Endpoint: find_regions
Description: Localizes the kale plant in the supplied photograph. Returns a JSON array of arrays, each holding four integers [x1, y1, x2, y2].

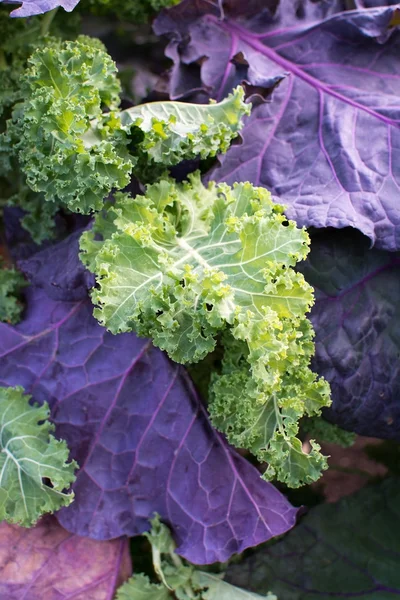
[[0, 0, 399, 597]]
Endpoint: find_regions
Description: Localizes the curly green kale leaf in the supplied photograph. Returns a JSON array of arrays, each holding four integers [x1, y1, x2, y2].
[[210, 331, 330, 488], [7, 31, 249, 214], [122, 87, 251, 180], [0, 262, 27, 324], [7, 35, 132, 214], [116, 515, 274, 600], [0, 386, 77, 526], [81, 173, 331, 486], [0, 13, 79, 240]]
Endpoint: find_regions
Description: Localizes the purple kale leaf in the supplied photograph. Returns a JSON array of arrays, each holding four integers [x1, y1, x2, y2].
[[0, 287, 297, 564], [0, 516, 131, 599], [299, 229, 400, 440], [155, 2, 400, 250], [19, 229, 94, 302], [226, 477, 400, 598], [3, 205, 90, 263], [1, 0, 79, 17]]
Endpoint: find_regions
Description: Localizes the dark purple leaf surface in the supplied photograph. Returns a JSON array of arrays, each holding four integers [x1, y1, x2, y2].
[[155, 2, 400, 250], [0, 287, 297, 564], [1, 0, 79, 17], [3, 206, 90, 263], [226, 477, 400, 599], [19, 230, 94, 302], [300, 229, 400, 440], [0, 516, 131, 600]]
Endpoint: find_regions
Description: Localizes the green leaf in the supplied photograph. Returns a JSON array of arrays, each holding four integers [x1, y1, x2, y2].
[[121, 87, 251, 179], [115, 574, 170, 600], [115, 515, 275, 600], [195, 572, 277, 600], [227, 478, 400, 600], [7, 34, 249, 215], [209, 330, 329, 488], [81, 172, 311, 354], [0, 386, 77, 527], [7, 36, 132, 214], [0, 263, 27, 324], [81, 173, 330, 486]]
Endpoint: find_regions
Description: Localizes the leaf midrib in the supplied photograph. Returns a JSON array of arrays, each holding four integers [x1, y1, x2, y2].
[[217, 16, 398, 128]]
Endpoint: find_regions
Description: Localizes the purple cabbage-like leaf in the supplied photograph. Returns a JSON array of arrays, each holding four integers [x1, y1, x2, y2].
[[2, 206, 90, 262], [0, 516, 131, 599], [226, 477, 400, 598], [155, 2, 400, 250], [19, 229, 94, 302], [0, 287, 297, 564], [299, 229, 400, 440], [1, 0, 79, 18]]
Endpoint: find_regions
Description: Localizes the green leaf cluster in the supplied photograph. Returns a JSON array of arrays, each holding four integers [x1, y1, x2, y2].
[[0, 10, 80, 242], [81, 173, 331, 486], [0, 386, 77, 527], [5, 35, 132, 214], [116, 515, 275, 599], [5, 34, 249, 216], [0, 261, 27, 324]]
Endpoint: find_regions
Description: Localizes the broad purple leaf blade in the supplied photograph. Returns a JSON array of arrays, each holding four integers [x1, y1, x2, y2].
[[0, 516, 131, 600], [226, 477, 400, 599], [19, 229, 94, 302], [155, 3, 400, 250], [1, 0, 79, 17], [0, 288, 297, 564], [299, 229, 400, 440]]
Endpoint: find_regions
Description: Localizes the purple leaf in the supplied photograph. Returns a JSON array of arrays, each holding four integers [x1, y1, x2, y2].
[[1, 0, 79, 18], [0, 288, 297, 564], [19, 229, 94, 302], [3, 206, 90, 263], [299, 229, 400, 440], [155, 2, 400, 250], [0, 516, 131, 599]]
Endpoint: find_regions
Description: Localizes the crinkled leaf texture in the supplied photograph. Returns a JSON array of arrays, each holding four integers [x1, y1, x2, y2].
[[0, 263, 27, 324], [9, 32, 249, 214], [0, 0, 79, 17], [0, 386, 77, 527], [227, 477, 400, 599], [0, 516, 131, 599], [299, 229, 400, 441], [81, 173, 331, 487], [0, 286, 298, 564], [155, 2, 400, 250], [116, 574, 170, 600], [7, 36, 132, 214]]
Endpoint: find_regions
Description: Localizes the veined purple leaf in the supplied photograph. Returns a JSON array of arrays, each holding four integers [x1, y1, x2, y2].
[[1, 0, 79, 17], [155, 2, 400, 250], [0, 516, 131, 599], [0, 288, 297, 564], [19, 229, 94, 302], [299, 229, 400, 440]]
